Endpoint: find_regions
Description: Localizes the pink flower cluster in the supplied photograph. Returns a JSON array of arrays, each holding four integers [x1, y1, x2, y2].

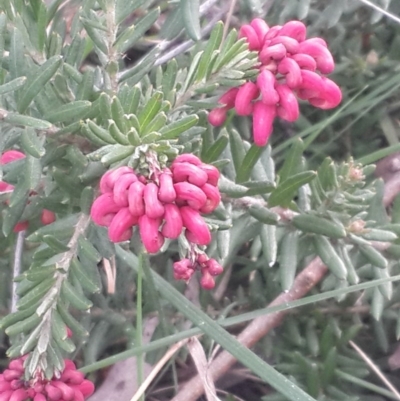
[[90, 154, 221, 253], [0, 356, 94, 401], [0, 151, 56, 232], [208, 19, 342, 146], [173, 253, 223, 290]]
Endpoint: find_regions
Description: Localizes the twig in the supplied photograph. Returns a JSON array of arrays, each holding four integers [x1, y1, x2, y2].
[[171, 257, 328, 401], [11, 230, 25, 313], [349, 341, 400, 400], [357, 0, 400, 25], [130, 338, 191, 401], [222, 0, 238, 42]]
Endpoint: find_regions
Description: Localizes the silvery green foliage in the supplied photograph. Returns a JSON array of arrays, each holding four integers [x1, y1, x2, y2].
[[0, 1, 399, 400]]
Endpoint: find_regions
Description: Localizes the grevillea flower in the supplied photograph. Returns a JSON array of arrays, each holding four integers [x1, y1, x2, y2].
[[208, 19, 342, 146], [90, 155, 224, 289], [0, 356, 94, 401], [0, 150, 56, 232]]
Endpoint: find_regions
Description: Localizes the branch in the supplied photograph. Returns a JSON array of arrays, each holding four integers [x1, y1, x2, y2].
[[27, 213, 91, 376], [171, 257, 328, 401]]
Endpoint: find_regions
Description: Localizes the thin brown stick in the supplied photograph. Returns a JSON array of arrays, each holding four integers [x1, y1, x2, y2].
[[171, 257, 328, 401], [350, 341, 400, 400]]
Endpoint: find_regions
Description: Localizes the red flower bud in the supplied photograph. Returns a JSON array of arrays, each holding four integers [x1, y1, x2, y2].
[[138, 215, 164, 253], [264, 25, 282, 40], [207, 259, 224, 276], [270, 35, 299, 54], [3, 370, 20, 382], [45, 383, 63, 400], [257, 69, 279, 106], [199, 164, 220, 187], [259, 43, 287, 64], [158, 171, 176, 203], [298, 39, 334, 74], [13, 221, 29, 232], [252, 101, 276, 147], [8, 388, 29, 401], [218, 87, 239, 108], [41, 209, 56, 225], [278, 57, 302, 88], [0, 390, 13, 401], [0, 151, 25, 165], [297, 70, 325, 100], [276, 84, 299, 122], [60, 370, 84, 385], [180, 206, 211, 245], [173, 259, 195, 281], [199, 183, 221, 214], [51, 381, 75, 400], [99, 167, 134, 194], [161, 204, 183, 239], [113, 173, 137, 207], [239, 24, 261, 51], [108, 208, 137, 243], [208, 107, 228, 127], [291, 54, 317, 71], [128, 181, 146, 216], [235, 82, 259, 116], [174, 182, 207, 210], [173, 154, 202, 166], [144, 183, 165, 219], [278, 21, 306, 42], [77, 380, 95, 397], [33, 394, 46, 401], [200, 270, 215, 290], [7, 361, 23, 374], [250, 18, 269, 44], [172, 162, 208, 187], [90, 193, 120, 226], [308, 77, 342, 110]]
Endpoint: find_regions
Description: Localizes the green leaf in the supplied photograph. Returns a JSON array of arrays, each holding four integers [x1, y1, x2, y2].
[[42, 235, 70, 252], [159, 115, 199, 140], [57, 303, 89, 340], [313, 236, 347, 280], [70, 258, 100, 294], [119, 46, 159, 83], [17, 277, 56, 310], [292, 214, 346, 239], [0, 76, 26, 94], [4, 113, 53, 130], [182, 51, 203, 93], [81, 18, 108, 54], [86, 120, 116, 144], [278, 138, 304, 182], [229, 129, 246, 174], [280, 231, 299, 291], [61, 280, 93, 310], [260, 224, 277, 266], [20, 128, 46, 158], [181, 0, 201, 41], [111, 96, 128, 134], [138, 91, 163, 131], [43, 101, 91, 124], [268, 171, 316, 208], [18, 55, 63, 113], [116, 8, 160, 53], [236, 144, 265, 184], [202, 132, 229, 163], [5, 314, 41, 337], [248, 205, 279, 225], [196, 21, 224, 81]]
